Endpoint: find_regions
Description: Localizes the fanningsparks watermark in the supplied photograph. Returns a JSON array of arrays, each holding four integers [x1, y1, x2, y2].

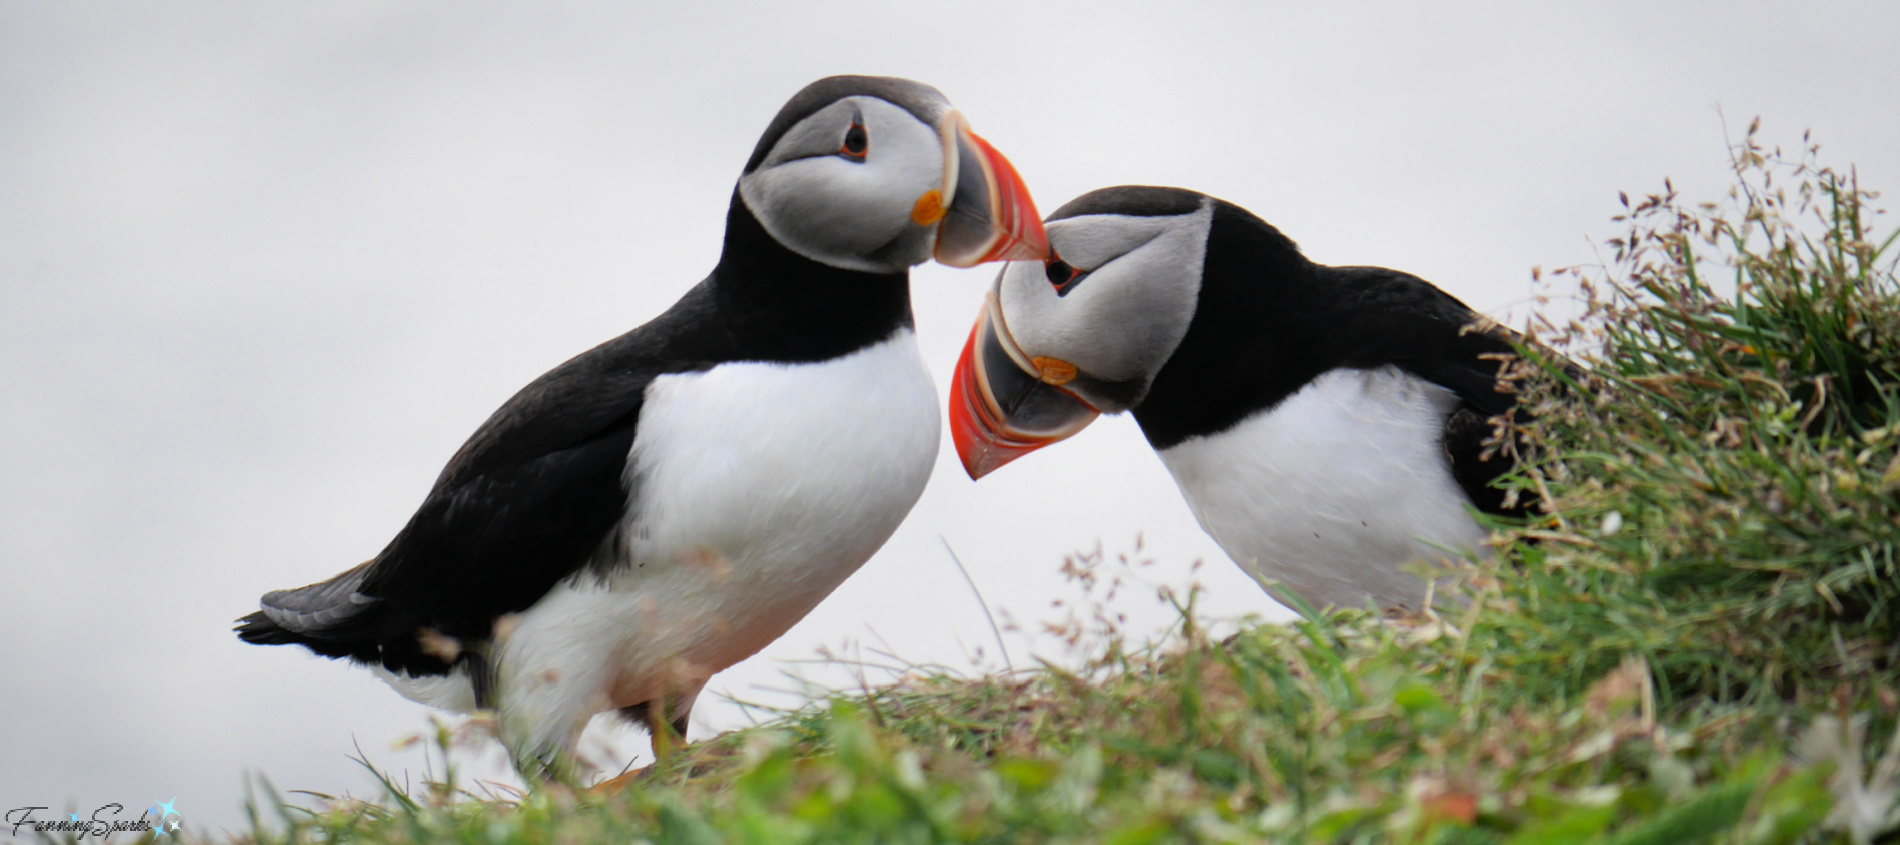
[[5, 797, 182, 840]]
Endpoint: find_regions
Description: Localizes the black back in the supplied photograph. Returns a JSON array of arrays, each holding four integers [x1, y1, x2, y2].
[[1129, 199, 1525, 515], [236, 189, 913, 678]]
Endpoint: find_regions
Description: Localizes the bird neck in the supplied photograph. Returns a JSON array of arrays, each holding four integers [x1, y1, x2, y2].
[[710, 188, 915, 363], [1132, 202, 1335, 450]]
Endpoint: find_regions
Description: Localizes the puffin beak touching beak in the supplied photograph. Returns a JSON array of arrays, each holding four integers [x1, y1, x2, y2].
[[950, 292, 1101, 479], [929, 112, 1050, 268]]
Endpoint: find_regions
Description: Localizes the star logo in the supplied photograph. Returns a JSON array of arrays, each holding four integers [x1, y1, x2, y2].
[[149, 797, 181, 836], [69, 813, 80, 823]]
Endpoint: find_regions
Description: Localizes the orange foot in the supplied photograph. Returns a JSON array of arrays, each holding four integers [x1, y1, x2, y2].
[[592, 765, 652, 794]]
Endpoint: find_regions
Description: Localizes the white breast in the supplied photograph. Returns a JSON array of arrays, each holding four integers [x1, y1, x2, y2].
[[384, 330, 941, 755], [1156, 365, 1485, 612], [608, 326, 942, 672]]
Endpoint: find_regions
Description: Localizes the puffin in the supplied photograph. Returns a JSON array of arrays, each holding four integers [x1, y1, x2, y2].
[[236, 75, 1048, 780], [949, 185, 1533, 613]]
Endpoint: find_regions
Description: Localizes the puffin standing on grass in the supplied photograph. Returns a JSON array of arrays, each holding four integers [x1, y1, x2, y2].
[[950, 186, 1532, 613], [236, 76, 1048, 780]]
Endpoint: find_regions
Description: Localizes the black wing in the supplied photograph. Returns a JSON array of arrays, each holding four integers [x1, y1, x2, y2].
[[1327, 266, 1531, 516], [237, 281, 729, 676]]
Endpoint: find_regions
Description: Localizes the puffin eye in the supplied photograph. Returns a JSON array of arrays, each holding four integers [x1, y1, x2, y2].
[[840, 122, 868, 160], [1045, 256, 1089, 297], [1045, 259, 1074, 286]]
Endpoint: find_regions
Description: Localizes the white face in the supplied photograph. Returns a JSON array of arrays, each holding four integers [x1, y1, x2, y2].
[[738, 96, 948, 274], [991, 199, 1214, 411]]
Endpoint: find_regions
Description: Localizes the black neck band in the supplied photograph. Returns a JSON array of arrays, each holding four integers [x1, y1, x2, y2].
[[711, 189, 914, 363]]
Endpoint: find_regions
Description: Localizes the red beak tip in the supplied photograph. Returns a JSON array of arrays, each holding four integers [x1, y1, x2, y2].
[[959, 450, 1001, 480], [951, 425, 1003, 480], [952, 434, 1032, 481]]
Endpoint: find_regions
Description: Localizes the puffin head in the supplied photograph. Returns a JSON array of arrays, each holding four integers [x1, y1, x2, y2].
[[738, 76, 1049, 274], [950, 186, 1218, 478]]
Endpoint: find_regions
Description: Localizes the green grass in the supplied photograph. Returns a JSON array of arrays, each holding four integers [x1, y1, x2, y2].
[[232, 125, 1900, 844]]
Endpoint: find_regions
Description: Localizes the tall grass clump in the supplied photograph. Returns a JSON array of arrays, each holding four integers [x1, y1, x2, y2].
[[1486, 121, 1900, 712], [237, 127, 1900, 844]]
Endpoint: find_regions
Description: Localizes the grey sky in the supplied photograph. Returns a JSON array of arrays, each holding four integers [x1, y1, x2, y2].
[[4, 0, 1897, 834]]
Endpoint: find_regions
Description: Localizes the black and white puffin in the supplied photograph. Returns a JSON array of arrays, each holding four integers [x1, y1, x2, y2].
[[949, 186, 1529, 613], [237, 76, 1048, 779]]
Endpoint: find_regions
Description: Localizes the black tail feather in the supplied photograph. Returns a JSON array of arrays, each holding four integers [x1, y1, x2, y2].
[[235, 561, 386, 664]]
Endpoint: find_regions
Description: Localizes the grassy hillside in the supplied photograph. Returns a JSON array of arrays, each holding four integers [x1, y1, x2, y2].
[[241, 127, 1900, 845]]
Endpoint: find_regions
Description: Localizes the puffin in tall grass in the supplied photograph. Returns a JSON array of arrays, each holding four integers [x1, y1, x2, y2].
[[236, 76, 1048, 780], [950, 186, 1531, 613]]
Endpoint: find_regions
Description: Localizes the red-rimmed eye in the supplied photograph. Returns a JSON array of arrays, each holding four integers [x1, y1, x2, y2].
[[1045, 256, 1089, 297], [840, 122, 868, 160], [1045, 258, 1078, 286]]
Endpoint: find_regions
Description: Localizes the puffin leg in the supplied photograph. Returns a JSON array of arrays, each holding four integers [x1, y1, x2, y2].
[[594, 691, 698, 793], [510, 743, 581, 785], [646, 698, 688, 764]]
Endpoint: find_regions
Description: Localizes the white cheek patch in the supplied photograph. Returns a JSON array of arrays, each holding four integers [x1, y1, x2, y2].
[[739, 97, 944, 272], [996, 203, 1212, 383]]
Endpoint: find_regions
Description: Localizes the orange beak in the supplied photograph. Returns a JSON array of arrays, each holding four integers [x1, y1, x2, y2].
[[932, 112, 1050, 268], [950, 293, 1100, 478]]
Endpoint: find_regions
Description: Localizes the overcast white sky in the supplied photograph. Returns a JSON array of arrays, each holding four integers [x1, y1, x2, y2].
[[4, 0, 1897, 835]]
